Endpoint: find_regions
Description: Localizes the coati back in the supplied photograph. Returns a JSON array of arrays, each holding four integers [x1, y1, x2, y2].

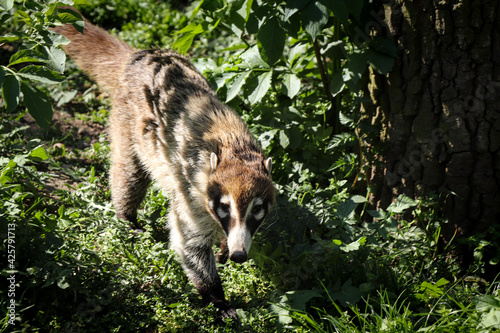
[[53, 11, 275, 319]]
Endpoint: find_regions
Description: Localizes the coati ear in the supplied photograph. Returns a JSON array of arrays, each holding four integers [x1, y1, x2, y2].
[[210, 152, 218, 173], [265, 157, 272, 175]]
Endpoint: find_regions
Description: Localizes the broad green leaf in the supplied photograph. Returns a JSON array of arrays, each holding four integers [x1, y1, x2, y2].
[[288, 42, 307, 66], [279, 130, 290, 148], [368, 209, 387, 220], [286, 0, 312, 15], [336, 199, 358, 222], [0, 0, 13, 10], [213, 72, 237, 91], [283, 73, 301, 99], [29, 146, 49, 161], [174, 22, 204, 35], [226, 71, 250, 102], [240, 45, 269, 68], [258, 129, 278, 149], [0, 67, 4, 86], [320, 0, 349, 26], [43, 46, 66, 73], [331, 279, 362, 307], [235, 0, 254, 22], [286, 290, 322, 311], [340, 237, 366, 252], [475, 295, 500, 312], [172, 33, 195, 54], [8, 49, 45, 67], [351, 194, 367, 203], [301, 1, 329, 40], [329, 69, 344, 97], [57, 8, 84, 33], [18, 65, 65, 84], [343, 52, 367, 91], [257, 17, 286, 65], [2, 74, 20, 113], [20, 82, 53, 130], [247, 70, 272, 104], [388, 194, 417, 214], [0, 33, 22, 43], [322, 40, 347, 60]]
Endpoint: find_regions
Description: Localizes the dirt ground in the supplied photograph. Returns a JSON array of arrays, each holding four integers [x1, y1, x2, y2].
[[19, 107, 108, 193]]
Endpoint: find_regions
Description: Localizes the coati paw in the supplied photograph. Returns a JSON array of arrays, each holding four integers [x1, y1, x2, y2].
[[213, 300, 238, 321], [218, 306, 238, 320]]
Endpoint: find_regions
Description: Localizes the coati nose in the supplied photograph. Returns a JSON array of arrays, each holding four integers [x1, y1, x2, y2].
[[230, 251, 247, 263]]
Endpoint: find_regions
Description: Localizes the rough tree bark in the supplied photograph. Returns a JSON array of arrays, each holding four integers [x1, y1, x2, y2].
[[360, 0, 500, 241]]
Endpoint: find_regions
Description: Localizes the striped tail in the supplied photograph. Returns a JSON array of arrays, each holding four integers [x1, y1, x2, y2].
[[52, 13, 135, 95]]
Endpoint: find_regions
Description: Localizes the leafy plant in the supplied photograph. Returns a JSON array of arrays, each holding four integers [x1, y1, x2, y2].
[[0, 0, 85, 129]]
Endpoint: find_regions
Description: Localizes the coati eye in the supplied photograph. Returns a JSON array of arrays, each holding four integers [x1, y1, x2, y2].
[[220, 202, 230, 212], [217, 202, 230, 219], [251, 204, 265, 220]]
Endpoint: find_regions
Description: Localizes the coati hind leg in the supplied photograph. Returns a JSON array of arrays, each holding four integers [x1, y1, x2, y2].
[[169, 209, 237, 319], [110, 141, 151, 229]]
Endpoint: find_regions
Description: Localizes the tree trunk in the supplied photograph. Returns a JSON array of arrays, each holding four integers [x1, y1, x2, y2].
[[361, 0, 500, 240]]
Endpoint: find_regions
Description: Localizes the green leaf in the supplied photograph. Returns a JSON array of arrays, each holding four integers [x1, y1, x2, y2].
[[279, 130, 290, 148], [258, 129, 278, 149], [475, 295, 500, 312], [225, 71, 251, 102], [343, 52, 367, 91], [43, 46, 66, 73], [0, 67, 4, 87], [331, 279, 362, 307], [286, 290, 322, 311], [283, 73, 301, 99], [340, 237, 366, 252], [29, 146, 49, 161], [234, 0, 254, 24], [322, 40, 347, 60], [2, 74, 20, 113], [172, 33, 195, 54], [351, 195, 367, 203], [20, 82, 53, 130], [336, 199, 358, 222], [329, 69, 344, 97], [57, 8, 84, 33], [18, 65, 65, 84], [302, 1, 329, 40], [320, 0, 349, 26], [240, 46, 269, 68], [8, 49, 45, 67], [247, 70, 272, 105], [257, 17, 286, 65], [0, 0, 13, 10], [0, 33, 22, 43], [387, 194, 417, 214], [174, 22, 204, 35]]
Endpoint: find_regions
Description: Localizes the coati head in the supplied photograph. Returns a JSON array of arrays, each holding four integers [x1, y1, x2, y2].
[[207, 152, 275, 263]]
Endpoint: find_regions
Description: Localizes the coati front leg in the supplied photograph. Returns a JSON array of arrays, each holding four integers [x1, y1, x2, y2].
[[170, 210, 237, 319]]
